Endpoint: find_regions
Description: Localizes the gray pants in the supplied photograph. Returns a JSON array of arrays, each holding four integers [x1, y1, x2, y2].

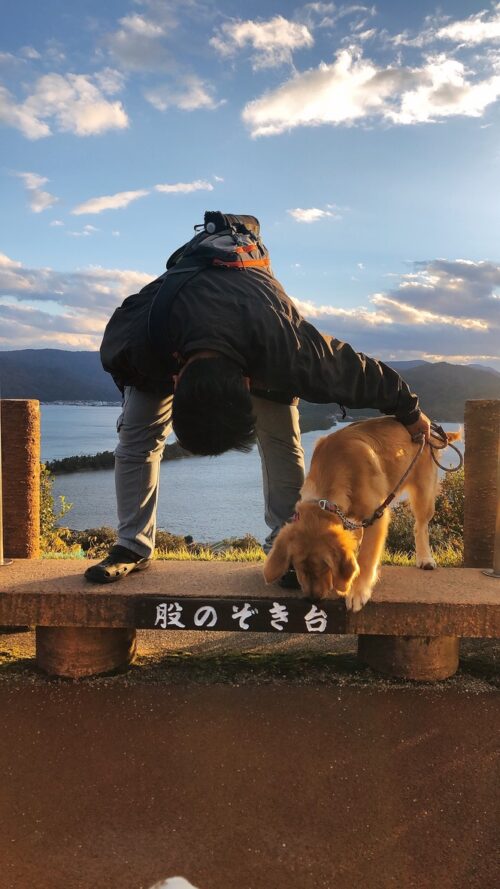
[[115, 387, 305, 558]]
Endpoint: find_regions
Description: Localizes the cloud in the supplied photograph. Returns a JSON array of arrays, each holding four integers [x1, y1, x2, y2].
[[301, 2, 337, 29], [0, 253, 22, 269], [292, 297, 393, 326], [107, 10, 171, 71], [0, 252, 152, 349], [72, 175, 217, 214], [210, 15, 314, 69], [242, 47, 500, 135], [288, 207, 335, 223], [370, 293, 488, 330], [387, 55, 500, 125], [436, 4, 500, 46], [0, 72, 129, 139], [0, 252, 498, 366], [72, 189, 150, 215], [374, 259, 500, 323], [145, 75, 222, 111], [68, 224, 100, 237], [120, 14, 165, 38], [20, 45, 41, 60], [14, 171, 59, 213], [385, 4, 500, 50], [0, 52, 17, 65], [301, 3, 377, 33], [0, 85, 50, 138], [94, 67, 126, 95], [290, 258, 500, 369], [154, 179, 214, 194]]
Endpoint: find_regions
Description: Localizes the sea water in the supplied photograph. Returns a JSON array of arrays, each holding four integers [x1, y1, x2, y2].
[[42, 405, 462, 543]]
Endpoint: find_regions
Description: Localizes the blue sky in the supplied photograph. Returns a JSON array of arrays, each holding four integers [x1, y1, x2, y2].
[[1, 0, 499, 369]]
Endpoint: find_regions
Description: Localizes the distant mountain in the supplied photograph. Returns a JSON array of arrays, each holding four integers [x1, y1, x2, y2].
[[0, 350, 498, 422], [386, 360, 430, 371], [0, 350, 118, 402], [393, 361, 500, 422], [468, 363, 500, 376]]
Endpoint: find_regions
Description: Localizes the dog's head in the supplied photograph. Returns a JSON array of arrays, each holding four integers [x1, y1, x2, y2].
[[263, 505, 361, 600]]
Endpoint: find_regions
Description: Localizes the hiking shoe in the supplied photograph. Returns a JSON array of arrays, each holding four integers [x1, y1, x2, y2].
[[84, 545, 151, 584], [278, 567, 301, 590]]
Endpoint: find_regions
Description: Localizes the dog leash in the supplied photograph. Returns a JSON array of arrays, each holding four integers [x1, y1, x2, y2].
[[427, 422, 463, 473], [296, 421, 463, 531]]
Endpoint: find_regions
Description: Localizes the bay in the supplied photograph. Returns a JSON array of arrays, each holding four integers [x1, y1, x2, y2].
[[42, 405, 462, 543]]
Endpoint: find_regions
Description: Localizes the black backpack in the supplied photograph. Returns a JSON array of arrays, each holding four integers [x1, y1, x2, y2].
[[148, 211, 272, 352], [165, 210, 270, 271]]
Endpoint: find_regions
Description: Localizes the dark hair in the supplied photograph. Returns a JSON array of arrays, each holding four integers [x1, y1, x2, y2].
[[172, 357, 256, 456]]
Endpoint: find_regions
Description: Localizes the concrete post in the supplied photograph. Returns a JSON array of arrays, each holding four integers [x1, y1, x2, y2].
[[464, 400, 500, 569], [358, 635, 459, 681], [36, 627, 137, 678], [1, 399, 40, 559], [0, 399, 40, 559]]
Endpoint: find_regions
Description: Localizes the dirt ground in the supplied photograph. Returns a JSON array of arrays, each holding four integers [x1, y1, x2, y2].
[[0, 631, 498, 889]]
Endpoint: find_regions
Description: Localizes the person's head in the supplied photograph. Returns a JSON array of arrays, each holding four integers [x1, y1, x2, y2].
[[172, 356, 256, 455]]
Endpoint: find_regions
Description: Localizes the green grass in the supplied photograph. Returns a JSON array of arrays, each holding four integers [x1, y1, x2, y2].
[[42, 543, 462, 566], [381, 545, 463, 568], [43, 549, 86, 560], [154, 546, 266, 562]]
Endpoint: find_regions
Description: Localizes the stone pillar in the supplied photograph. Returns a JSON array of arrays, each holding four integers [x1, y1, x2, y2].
[[358, 635, 460, 681], [464, 400, 500, 568], [1, 399, 40, 559], [36, 627, 137, 678]]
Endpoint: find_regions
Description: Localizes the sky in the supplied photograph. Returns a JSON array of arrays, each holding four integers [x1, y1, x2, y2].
[[1, 0, 499, 370]]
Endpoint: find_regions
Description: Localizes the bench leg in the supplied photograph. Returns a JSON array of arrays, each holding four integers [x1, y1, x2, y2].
[[36, 627, 137, 678], [357, 634, 460, 681]]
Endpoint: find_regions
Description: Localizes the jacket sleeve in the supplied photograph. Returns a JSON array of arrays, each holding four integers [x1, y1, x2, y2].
[[304, 332, 421, 425]]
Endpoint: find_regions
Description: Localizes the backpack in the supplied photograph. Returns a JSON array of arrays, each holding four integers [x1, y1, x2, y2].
[[147, 211, 272, 352], [165, 211, 270, 271]]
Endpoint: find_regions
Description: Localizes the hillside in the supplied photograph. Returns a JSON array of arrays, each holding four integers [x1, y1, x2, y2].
[[388, 362, 500, 422], [0, 349, 498, 422], [0, 350, 118, 402]]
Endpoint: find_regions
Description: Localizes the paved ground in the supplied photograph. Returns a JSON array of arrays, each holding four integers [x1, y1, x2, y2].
[[0, 631, 498, 889]]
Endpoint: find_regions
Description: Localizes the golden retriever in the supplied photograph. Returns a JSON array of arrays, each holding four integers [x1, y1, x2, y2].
[[263, 417, 461, 612]]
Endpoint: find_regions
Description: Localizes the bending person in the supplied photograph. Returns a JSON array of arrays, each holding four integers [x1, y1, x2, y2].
[[85, 212, 429, 584]]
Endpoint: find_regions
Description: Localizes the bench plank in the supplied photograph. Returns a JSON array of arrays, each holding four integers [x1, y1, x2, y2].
[[0, 560, 498, 637]]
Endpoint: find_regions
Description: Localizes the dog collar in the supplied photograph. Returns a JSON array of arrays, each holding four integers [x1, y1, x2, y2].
[[292, 498, 381, 531]]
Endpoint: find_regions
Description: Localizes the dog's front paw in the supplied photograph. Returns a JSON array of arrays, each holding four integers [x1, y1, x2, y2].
[[416, 556, 437, 570], [346, 587, 372, 612]]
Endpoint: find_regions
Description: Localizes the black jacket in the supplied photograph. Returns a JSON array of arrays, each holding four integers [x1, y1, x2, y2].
[[100, 265, 420, 424]]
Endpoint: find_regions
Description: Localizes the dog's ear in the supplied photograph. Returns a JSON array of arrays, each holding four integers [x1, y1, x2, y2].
[[263, 526, 294, 584]]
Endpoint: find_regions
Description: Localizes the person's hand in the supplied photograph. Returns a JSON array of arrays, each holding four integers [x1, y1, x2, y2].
[[406, 412, 431, 442]]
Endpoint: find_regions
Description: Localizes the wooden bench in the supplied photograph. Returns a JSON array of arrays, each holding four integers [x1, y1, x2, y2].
[[0, 559, 498, 680]]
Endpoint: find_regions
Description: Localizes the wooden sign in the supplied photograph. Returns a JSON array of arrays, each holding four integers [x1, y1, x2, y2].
[[135, 596, 348, 634]]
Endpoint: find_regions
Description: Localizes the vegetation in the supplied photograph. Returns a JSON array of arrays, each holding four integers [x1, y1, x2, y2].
[[39, 463, 80, 554], [46, 440, 192, 474], [40, 462, 465, 566], [385, 468, 464, 565]]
